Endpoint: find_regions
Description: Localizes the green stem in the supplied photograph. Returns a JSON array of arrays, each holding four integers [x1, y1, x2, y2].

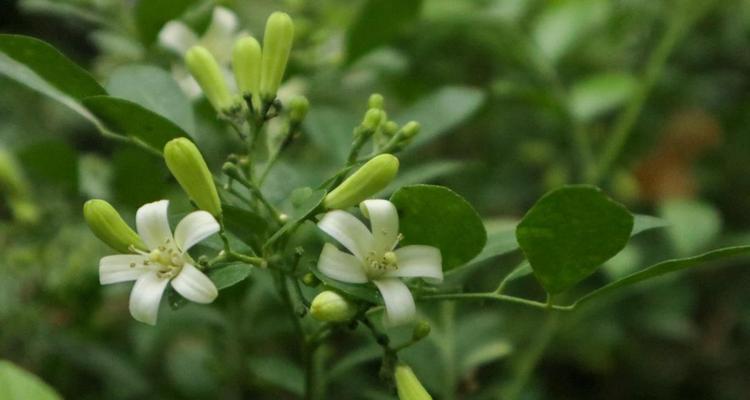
[[419, 292, 573, 311]]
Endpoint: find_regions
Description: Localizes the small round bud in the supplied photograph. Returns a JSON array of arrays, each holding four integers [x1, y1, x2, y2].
[[84, 199, 146, 253], [260, 12, 295, 100], [289, 95, 309, 123], [310, 291, 358, 322], [185, 46, 235, 113], [411, 320, 431, 341], [394, 363, 433, 400], [232, 36, 262, 97], [362, 109, 384, 131], [368, 93, 384, 110], [401, 121, 421, 139], [164, 138, 222, 217], [383, 121, 399, 136], [302, 273, 320, 287], [323, 154, 399, 210]]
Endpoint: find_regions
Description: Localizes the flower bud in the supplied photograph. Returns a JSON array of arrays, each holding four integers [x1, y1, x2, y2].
[[310, 290, 358, 322], [362, 109, 385, 131], [232, 36, 262, 97], [368, 93, 384, 110], [411, 320, 431, 341], [401, 121, 421, 139], [289, 95, 309, 124], [302, 272, 320, 287], [163, 138, 222, 217], [323, 154, 399, 210], [395, 363, 432, 400], [185, 46, 235, 113], [84, 199, 145, 253], [383, 121, 399, 137], [260, 12, 294, 101]]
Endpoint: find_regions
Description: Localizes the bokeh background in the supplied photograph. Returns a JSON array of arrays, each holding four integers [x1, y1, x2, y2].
[[2, 0, 750, 399]]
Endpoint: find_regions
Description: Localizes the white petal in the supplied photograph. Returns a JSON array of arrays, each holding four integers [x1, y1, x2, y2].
[[360, 199, 399, 255], [373, 278, 416, 327], [136, 200, 173, 249], [99, 255, 150, 285], [317, 243, 368, 284], [318, 210, 374, 261], [200, 7, 239, 63], [174, 211, 220, 251], [129, 271, 169, 325], [158, 21, 199, 55], [387, 245, 443, 283], [171, 263, 218, 304]]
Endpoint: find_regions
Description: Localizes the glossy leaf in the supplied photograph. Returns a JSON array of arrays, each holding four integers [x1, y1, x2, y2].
[[0, 361, 62, 400], [346, 0, 422, 64], [516, 185, 633, 294], [310, 266, 382, 304], [82, 95, 190, 151], [209, 264, 253, 290], [391, 184, 486, 270]]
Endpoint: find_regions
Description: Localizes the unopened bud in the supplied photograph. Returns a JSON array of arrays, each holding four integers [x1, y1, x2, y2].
[[84, 199, 146, 253], [310, 290, 358, 322], [411, 320, 431, 341], [395, 363, 432, 400], [383, 121, 399, 136], [232, 36, 262, 96], [260, 12, 294, 100], [401, 121, 421, 139], [362, 109, 384, 131], [186, 46, 236, 113], [163, 138, 222, 217], [289, 95, 309, 123], [368, 93, 384, 110], [302, 273, 320, 287], [323, 154, 399, 210]]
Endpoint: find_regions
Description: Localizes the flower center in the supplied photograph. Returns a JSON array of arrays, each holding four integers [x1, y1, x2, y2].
[[364, 251, 398, 279], [130, 238, 185, 279]]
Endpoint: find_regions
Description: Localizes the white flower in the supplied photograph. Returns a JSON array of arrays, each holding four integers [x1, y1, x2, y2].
[[158, 7, 245, 98], [99, 200, 220, 325], [317, 199, 443, 326]]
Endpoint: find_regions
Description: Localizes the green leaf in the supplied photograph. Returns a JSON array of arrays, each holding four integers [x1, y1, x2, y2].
[[574, 245, 750, 307], [532, 0, 609, 63], [17, 139, 78, 193], [379, 160, 466, 197], [570, 73, 637, 121], [0, 35, 105, 100], [265, 189, 327, 248], [222, 205, 269, 251], [660, 199, 721, 256], [391, 184, 486, 270], [0, 361, 62, 400], [311, 266, 382, 304], [632, 214, 668, 236], [346, 0, 422, 64], [106, 65, 195, 134], [82, 95, 190, 151], [516, 185, 633, 294], [209, 264, 253, 290], [111, 147, 167, 208], [247, 356, 304, 396], [303, 106, 357, 163], [464, 224, 519, 268], [397, 86, 485, 150], [134, 0, 199, 46]]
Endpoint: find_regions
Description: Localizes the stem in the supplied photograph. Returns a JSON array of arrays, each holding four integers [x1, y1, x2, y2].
[[419, 292, 573, 311], [592, 1, 715, 183]]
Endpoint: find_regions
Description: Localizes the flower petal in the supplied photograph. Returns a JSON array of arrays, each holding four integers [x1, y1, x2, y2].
[[318, 210, 373, 261], [360, 199, 399, 255], [99, 255, 150, 285], [136, 200, 173, 250], [373, 278, 416, 327], [387, 245, 443, 283], [174, 211, 220, 252], [171, 263, 218, 304], [129, 271, 169, 325], [158, 21, 199, 55], [317, 243, 368, 284]]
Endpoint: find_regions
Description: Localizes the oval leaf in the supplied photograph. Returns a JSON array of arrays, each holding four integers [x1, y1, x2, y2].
[[209, 264, 253, 290], [516, 185, 633, 294], [391, 184, 486, 270]]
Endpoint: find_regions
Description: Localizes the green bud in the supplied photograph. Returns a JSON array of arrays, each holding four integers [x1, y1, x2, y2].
[[302, 273, 320, 287], [289, 95, 309, 123], [323, 154, 399, 210], [411, 320, 431, 341], [362, 109, 385, 131], [395, 363, 432, 400], [310, 290, 358, 322], [260, 12, 295, 101], [383, 121, 399, 137], [232, 36, 262, 97], [402, 121, 421, 139], [163, 138, 222, 217], [186, 46, 235, 113], [84, 199, 146, 253], [368, 93, 384, 110]]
